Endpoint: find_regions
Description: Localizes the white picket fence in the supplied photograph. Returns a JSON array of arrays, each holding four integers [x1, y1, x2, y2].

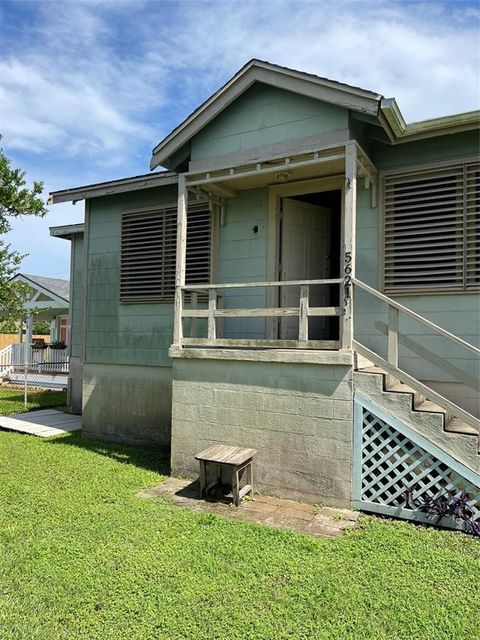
[[0, 344, 69, 375]]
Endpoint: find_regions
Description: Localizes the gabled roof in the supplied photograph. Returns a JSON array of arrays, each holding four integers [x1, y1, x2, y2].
[[150, 59, 383, 170], [150, 59, 480, 169], [14, 273, 70, 304]]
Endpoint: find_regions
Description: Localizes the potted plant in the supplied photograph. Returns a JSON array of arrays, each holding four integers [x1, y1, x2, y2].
[[49, 340, 67, 350], [31, 338, 48, 350]]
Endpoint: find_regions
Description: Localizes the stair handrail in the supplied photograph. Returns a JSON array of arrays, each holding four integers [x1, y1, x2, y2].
[[352, 278, 480, 358], [352, 278, 480, 432]]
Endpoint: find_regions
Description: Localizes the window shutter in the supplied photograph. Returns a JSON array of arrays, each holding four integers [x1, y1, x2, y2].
[[120, 204, 211, 302], [185, 204, 211, 287], [466, 162, 480, 289], [383, 161, 479, 293]]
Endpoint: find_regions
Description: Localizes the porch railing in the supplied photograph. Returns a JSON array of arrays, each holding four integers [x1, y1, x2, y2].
[[0, 343, 69, 374], [352, 278, 480, 431], [178, 278, 344, 349]]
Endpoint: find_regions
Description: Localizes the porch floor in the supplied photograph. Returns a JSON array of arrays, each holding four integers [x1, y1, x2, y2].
[[138, 477, 359, 538], [0, 409, 81, 437]]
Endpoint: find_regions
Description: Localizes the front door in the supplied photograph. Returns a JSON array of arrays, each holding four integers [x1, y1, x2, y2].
[[280, 198, 331, 339], [58, 317, 68, 344]]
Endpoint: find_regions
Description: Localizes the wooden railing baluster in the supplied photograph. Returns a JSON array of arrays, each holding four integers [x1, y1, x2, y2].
[[299, 285, 309, 341], [208, 289, 217, 340], [387, 306, 399, 368], [190, 291, 198, 338]]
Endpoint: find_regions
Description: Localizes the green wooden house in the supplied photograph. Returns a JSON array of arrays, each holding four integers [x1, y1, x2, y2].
[[49, 60, 480, 523]]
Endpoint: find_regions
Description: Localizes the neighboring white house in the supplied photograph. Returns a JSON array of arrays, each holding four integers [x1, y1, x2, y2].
[[10, 273, 70, 345]]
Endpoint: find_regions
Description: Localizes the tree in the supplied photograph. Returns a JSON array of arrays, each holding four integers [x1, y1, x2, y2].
[[0, 136, 48, 321], [0, 318, 51, 335]]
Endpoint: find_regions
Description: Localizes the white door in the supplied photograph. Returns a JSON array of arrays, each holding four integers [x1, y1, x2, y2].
[[280, 198, 331, 339]]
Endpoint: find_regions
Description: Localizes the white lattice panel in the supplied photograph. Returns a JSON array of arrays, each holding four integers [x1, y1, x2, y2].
[[354, 394, 480, 530]]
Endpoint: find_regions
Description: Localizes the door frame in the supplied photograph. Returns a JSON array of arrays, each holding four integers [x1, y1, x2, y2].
[[266, 175, 345, 339]]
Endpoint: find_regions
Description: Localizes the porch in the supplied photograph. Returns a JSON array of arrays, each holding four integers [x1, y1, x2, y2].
[[171, 140, 376, 357]]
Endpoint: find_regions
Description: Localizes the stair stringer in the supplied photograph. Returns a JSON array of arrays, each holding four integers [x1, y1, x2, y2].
[[354, 371, 480, 475], [353, 392, 480, 532]]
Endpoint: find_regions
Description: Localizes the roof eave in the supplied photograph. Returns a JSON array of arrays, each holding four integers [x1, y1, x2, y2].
[[48, 172, 178, 205], [381, 98, 480, 143], [49, 223, 85, 239]]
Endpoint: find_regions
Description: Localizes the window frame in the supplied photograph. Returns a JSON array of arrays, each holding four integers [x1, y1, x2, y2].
[[379, 155, 480, 296]]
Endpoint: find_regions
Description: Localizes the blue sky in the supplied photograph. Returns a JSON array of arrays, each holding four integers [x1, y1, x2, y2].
[[1, 0, 479, 278]]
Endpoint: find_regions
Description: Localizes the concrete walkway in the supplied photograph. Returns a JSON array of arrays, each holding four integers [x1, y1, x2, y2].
[[138, 477, 359, 538], [0, 409, 81, 437]]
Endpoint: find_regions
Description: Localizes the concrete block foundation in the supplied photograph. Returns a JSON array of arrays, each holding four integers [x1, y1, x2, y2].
[[171, 358, 354, 507]]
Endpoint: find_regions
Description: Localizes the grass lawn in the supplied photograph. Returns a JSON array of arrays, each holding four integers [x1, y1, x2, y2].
[[0, 430, 478, 640], [0, 387, 67, 415]]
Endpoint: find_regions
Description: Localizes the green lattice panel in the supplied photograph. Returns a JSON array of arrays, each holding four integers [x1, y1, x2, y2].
[[354, 394, 480, 530]]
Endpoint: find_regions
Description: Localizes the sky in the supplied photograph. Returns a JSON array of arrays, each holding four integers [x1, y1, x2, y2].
[[1, 0, 479, 279]]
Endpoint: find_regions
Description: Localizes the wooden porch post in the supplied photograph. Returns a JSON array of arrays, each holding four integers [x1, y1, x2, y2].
[[341, 142, 357, 350], [173, 174, 187, 347]]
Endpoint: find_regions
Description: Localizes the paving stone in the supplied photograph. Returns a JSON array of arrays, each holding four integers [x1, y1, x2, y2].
[[138, 477, 359, 538]]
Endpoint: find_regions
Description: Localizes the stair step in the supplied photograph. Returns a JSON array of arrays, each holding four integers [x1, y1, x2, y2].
[[387, 382, 416, 395], [358, 366, 385, 375], [386, 383, 425, 407], [445, 418, 479, 437], [416, 400, 447, 416]]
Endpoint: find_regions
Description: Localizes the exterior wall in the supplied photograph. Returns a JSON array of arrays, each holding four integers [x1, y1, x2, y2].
[[68, 233, 85, 414], [355, 132, 480, 415], [69, 356, 83, 415], [82, 363, 171, 447], [86, 186, 178, 367], [171, 358, 353, 507], [219, 188, 268, 338], [190, 83, 349, 162], [70, 234, 84, 359], [83, 186, 179, 440]]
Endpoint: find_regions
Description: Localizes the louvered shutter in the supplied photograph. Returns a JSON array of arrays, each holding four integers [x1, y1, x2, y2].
[[466, 163, 480, 289], [383, 161, 479, 293], [120, 204, 211, 302]]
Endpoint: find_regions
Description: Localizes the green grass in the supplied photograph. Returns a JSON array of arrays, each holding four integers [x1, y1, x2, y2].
[[0, 388, 67, 415], [0, 431, 478, 640]]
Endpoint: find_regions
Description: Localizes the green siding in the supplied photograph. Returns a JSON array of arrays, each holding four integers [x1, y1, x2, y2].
[[86, 186, 178, 367], [355, 134, 480, 391], [219, 188, 268, 338], [191, 83, 349, 161], [70, 234, 84, 359], [371, 130, 478, 170]]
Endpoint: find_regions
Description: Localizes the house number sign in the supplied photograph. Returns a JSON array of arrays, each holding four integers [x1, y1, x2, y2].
[[344, 250, 352, 306]]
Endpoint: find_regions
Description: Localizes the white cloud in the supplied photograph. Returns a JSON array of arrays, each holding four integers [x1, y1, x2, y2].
[[1, 0, 479, 279], [148, 0, 479, 122]]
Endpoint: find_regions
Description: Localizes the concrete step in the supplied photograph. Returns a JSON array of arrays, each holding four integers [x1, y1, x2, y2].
[[386, 382, 426, 408], [446, 417, 479, 437], [355, 353, 374, 370], [358, 366, 387, 376], [416, 400, 448, 421]]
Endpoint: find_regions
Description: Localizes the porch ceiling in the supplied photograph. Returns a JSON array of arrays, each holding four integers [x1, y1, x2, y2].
[[185, 141, 376, 198], [186, 146, 346, 195]]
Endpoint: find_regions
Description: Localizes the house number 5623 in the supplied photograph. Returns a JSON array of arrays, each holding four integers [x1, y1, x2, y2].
[[344, 251, 352, 302]]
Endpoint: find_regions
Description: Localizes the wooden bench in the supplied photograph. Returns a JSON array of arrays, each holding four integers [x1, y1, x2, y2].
[[195, 445, 256, 506]]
